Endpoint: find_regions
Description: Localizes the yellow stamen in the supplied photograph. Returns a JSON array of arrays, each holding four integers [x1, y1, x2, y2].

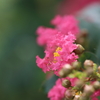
[[53, 47, 62, 63]]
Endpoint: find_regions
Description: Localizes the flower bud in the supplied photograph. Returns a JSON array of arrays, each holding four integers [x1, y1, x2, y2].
[[73, 95, 80, 100], [76, 37, 85, 45], [84, 60, 93, 68], [83, 85, 95, 96], [72, 61, 81, 70], [79, 93, 90, 100], [98, 66, 100, 73], [65, 89, 74, 99], [75, 80, 85, 89], [80, 29, 88, 38], [76, 29, 88, 45], [93, 81, 100, 90], [63, 98, 73, 100], [85, 67, 94, 76], [74, 44, 85, 55], [62, 79, 71, 88], [59, 64, 73, 77], [59, 70, 67, 78]]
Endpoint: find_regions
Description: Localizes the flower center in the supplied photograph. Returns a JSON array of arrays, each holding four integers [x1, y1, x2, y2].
[[53, 47, 62, 63]]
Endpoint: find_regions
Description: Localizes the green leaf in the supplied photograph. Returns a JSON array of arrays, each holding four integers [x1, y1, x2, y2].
[[78, 51, 99, 66], [97, 96, 100, 99], [79, 19, 100, 53], [79, 19, 100, 65]]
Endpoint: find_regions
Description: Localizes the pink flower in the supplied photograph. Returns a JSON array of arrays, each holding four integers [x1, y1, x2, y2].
[[36, 32, 78, 74], [36, 15, 79, 46], [48, 77, 78, 100], [36, 15, 79, 74], [91, 90, 100, 100], [36, 26, 58, 46], [48, 77, 100, 100], [51, 15, 79, 35]]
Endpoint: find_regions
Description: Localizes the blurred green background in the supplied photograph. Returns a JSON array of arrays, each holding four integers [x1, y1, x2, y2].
[[0, 0, 61, 100]]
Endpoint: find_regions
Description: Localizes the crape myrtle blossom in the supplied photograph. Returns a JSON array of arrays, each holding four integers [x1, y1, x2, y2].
[[48, 77, 78, 100], [51, 15, 79, 35], [48, 77, 100, 100], [36, 15, 79, 46], [36, 15, 79, 74], [36, 32, 78, 74], [36, 15, 100, 100], [36, 26, 58, 46]]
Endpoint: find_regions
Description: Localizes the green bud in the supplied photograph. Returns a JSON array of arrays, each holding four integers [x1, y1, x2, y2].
[[59, 69, 67, 78], [85, 67, 94, 76], [98, 66, 100, 73], [84, 60, 93, 68], [79, 93, 90, 100], [93, 81, 100, 90], [74, 44, 85, 55], [72, 61, 81, 70], [65, 89, 74, 99], [75, 80, 85, 89], [83, 85, 95, 96], [73, 95, 80, 100], [62, 79, 71, 88], [93, 63, 97, 72], [59, 64, 73, 78]]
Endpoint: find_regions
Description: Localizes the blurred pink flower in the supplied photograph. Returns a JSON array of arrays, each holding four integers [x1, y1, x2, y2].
[[36, 15, 79, 74], [51, 15, 79, 35], [48, 77, 100, 100], [91, 90, 100, 100], [58, 0, 99, 15], [36, 15, 79, 46], [36, 32, 78, 74], [36, 26, 58, 46]]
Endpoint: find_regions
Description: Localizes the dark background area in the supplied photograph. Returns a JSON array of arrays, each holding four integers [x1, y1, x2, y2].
[[0, 0, 61, 100]]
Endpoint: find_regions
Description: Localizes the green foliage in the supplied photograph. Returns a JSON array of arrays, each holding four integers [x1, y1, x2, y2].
[[0, 0, 60, 100], [79, 19, 100, 64], [78, 51, 99, 66], [97, 96, 100, 99]]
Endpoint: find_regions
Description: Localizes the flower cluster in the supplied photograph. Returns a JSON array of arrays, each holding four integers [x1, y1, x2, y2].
[[48, 77, 78, 100], [36, 15, 79, 74], [36, 15, 100, 100], [48, 61, 100, 100]]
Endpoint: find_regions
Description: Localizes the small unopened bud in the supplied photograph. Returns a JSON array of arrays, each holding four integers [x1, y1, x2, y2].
[[62, 79, 71, 88], [73, 95, 80, 100], [93, 81, 100, 90], [98, 66, 100, 73], [84, 60, 94, 68], [85, 67, 94, 76], [84, 85, 95, 96], [59, 64, 72, 77], [59, 70, 66, 78], [80, 93, 90, 100], [72, 61, 81, 70], [74, 44, 85, 55], [76, 29, 88, 45], [80, 29, 88, 38], [75, 80, 85, 89], [65, 89, 74, 99]]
